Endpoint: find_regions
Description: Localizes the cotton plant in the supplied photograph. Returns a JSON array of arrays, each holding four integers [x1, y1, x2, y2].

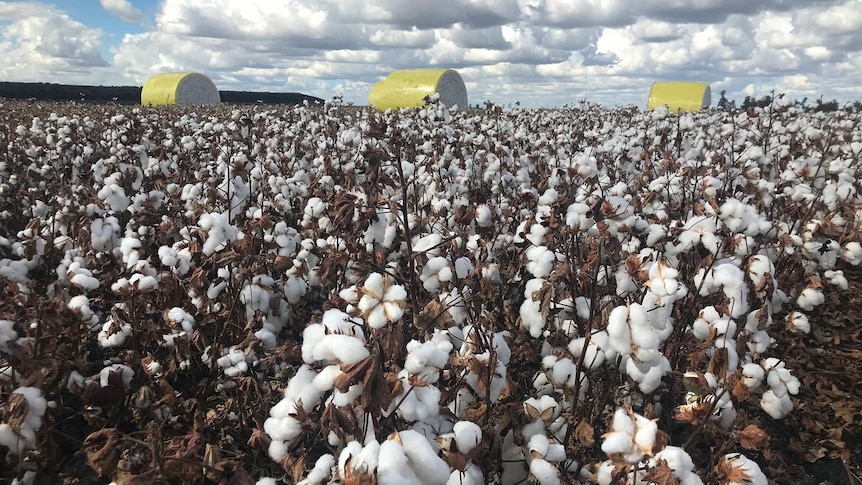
[[0, 386, 48, 454], [606, 303, 670, 393], [339, 272, 408, 328]]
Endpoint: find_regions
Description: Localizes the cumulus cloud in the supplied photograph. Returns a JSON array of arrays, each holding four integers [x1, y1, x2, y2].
[[100, 0, 142, 23], [6, 0, 862, 107], [0, 1, 109, 82]]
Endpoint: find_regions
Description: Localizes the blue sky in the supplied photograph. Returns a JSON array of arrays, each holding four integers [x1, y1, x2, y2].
[[1, 0, 861, 107]]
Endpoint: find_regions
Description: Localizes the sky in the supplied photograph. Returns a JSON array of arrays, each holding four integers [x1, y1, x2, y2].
[[0, 0, 860, 108]]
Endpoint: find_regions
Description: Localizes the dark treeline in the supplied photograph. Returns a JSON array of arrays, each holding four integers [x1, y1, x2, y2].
[[716, 89, 858, 112], [0, 81, 323, 105]]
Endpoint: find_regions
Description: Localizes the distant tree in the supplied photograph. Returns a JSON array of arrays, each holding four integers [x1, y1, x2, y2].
[[812, 96, 839, 113], [741, 94, 773, 110], [717, 90, 736, 110]]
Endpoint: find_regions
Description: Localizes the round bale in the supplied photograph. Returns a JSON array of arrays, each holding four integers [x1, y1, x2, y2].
[[141, 72, 220, 106], [368, 69, 467, 111], [647, 81, 711, 112]]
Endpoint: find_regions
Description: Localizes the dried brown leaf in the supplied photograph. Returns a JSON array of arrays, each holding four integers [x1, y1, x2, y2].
[[739, 424, 769, 451], [82, 428, 121, 476], [642, 459, 680, 485]]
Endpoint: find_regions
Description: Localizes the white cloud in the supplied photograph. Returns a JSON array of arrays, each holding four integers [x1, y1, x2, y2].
[[100, 0, 142, 23], [3, 0, 862, 107], [0, 2, 108, 83]]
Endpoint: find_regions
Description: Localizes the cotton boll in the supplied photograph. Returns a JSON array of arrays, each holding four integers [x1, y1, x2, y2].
[[760, 389, 793, 419], [399, 429, 451, 485], [447, 463, 484, 485], [529, 458, 561, 485], [99, 364, 133, 388], [378, 439, 421, 485], [0, 320, 18, 352], [785, 311, 810, 334], [718, 453, 767, 485], [824, 270, 849, 290], [741, 363, 765, 389], [842, 242, 862, 265], [309, 334, 370, 365], [796, 287, 824, 311]]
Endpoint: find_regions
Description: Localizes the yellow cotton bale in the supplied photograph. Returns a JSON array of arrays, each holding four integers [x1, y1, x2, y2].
[[141, 72, 220, 106], [647, 81, 711, 112], [368, 69, 467, 111]]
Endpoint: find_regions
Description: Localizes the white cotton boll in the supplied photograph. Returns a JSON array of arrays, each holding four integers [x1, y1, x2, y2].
[[655, 446, 701, 484], [100, 364, 133, 388], [526, 246, 558, 278], [450, 421, 482, 454], [310, 334, 370, 365], [447, 463, 484, 485], [98, 318, 132, 348], [742, 363, 765, 388], [843, 242, 862, 265], [475, 204, 493, 228], [405, 339, 452, 384], [632, 414, 657, 452], [378, 439, 419, 485], [11, 386, 47, 431], [796, 287, 825, 311], [760, 389, 793, 419], [606, 305, 633, 356], [399, 429, 451, 485], [529, 458, 561, 485], [69, 272, 99, 290], [0, 423, 36, 454], [265, 417, 301, 457], [520, 297, 547, 339], [313, 364, 344, 393], [257, 479, 277, 485], [720, 453, 768, 485], [601, 432, 633, 457], [454, 257, 474, 279], [785, 311, 810, 334], [824, 270, 849, 290], [0, 320, 18, 352]]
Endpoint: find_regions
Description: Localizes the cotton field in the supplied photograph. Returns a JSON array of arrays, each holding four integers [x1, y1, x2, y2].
[[0, 96, 860, 484]]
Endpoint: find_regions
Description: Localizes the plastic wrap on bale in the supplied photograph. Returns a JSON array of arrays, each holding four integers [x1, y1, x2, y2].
[[368, 68, 468, 111], [141, 72, 221, 106], [647, 81, 711, 113]]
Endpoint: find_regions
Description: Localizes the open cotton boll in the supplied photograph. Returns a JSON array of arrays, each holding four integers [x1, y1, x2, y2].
[[98, 315, 132, 348], [785, 311, 810, 334], [388, 370, 441, 422], [447, 463, 484, 485], [526, 245, 559, 278], [100, 364, 133, 388], [796, 287, 825, 311], [824, 270, 849, 290], [601, 407, 657, 464], [398, 429, 451, 485], [843, 241, 862, 265], [198, 211, 239, 255], [654, 446, 704, 485], [356, 272, 407, 328], [0, 320, 18, 352], [521, 292, 548, 339], [421, 256, 454, 292], [568, 336, 606, 370], [405, 339, 453, 384], [307, 333, 369, 365], [475, 204, 493, 228], [718, 453, 767, 485], [741, 363, 765, 389], [529, 458, 561, 485], [452, 421, 482, 454]]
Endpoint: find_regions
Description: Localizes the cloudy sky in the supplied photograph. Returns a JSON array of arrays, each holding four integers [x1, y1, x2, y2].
[[0, 0, 860, 107]]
